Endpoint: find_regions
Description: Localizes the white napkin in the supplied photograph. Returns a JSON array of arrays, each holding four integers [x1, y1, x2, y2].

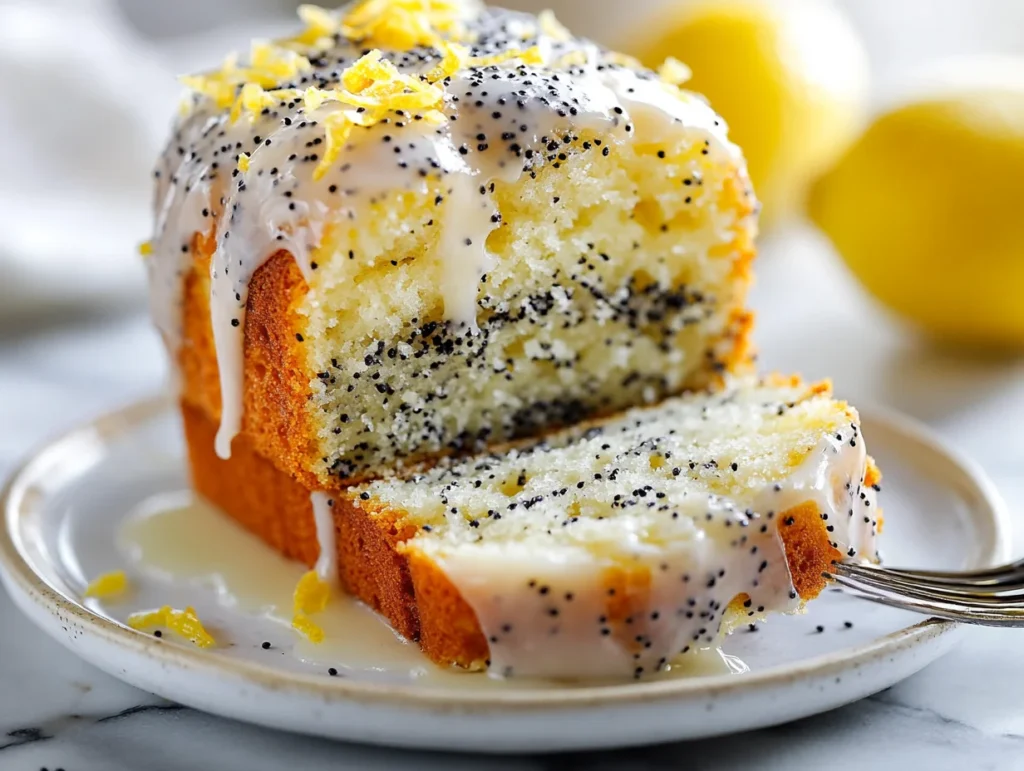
[[0, 0, 176, 318]]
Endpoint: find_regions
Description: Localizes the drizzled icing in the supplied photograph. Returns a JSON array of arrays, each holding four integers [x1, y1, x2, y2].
[[146, 2, 738, 459], [310, 491, 337, 580], [439, 438, 876, 680]]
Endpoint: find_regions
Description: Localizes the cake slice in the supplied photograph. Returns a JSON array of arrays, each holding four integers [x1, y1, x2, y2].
[[149, 1, 758, 492], [189, 375, 881, 679]]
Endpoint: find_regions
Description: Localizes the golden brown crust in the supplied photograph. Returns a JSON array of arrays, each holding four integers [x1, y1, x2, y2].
[[864, 456, 882, 489], [405, 548, 490, 668], [180, 236, 323, 489], [717, 170, 759, 378], [775, 500, 843, 600], [760, 373, 833, 396], [719, 308, 757, 377], [183, 400, 425, 640], [184, 403, 845, 670], [183, 399, 318, 562], [339, 497, 423, 642]]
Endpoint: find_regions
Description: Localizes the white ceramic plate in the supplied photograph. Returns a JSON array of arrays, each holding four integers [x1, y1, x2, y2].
[[0, 397, 1010, 753]]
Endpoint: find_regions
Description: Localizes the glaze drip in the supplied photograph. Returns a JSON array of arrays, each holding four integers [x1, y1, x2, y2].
[[310, 492, 338, 580]]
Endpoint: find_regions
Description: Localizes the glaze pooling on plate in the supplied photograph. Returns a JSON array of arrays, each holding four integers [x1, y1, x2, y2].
[[144, 1, 738, 459], [115, 490, 745, 683]]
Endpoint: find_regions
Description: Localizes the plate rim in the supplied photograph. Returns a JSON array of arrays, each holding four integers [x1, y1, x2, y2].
[[0, 395, 1012, 712]]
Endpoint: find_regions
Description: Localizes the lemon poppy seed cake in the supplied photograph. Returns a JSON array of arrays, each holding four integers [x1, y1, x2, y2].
[[149, 1, 757, 486], [145, 0, 880, 678], [313, 376, 879, 678]]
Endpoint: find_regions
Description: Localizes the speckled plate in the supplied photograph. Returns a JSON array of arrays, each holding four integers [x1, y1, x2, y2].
[[0, 397, 1010, 753]]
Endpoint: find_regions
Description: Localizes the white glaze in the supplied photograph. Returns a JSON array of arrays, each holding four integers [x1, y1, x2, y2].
[[118, 490, 300, 615], [309, 491, 337, 581], [759, 429, 879, 563], [117, 491, 434, 673], [427, 434, 877, 680], [146, 6, 739, 458]]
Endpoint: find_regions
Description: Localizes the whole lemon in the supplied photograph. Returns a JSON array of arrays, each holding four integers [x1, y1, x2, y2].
[[626, 0, 868, 228], [809, 75, 1024, 348]]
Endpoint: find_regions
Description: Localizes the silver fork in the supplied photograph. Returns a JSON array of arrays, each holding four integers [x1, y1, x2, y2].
[[827, 559, 1024, 627]]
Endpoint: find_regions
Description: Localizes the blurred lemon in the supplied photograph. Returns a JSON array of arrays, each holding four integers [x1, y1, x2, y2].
[[627, 0, 868, 228], [809, 65, 1024, 348]]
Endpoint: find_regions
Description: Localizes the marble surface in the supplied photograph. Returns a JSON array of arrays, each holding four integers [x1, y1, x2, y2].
[[2, 228, 1024, 770]]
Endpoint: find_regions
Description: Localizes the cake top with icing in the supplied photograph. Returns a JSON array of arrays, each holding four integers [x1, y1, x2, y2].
[[149, 0, 713, 269], [146, 1, 743, 461], [165, 1, 695, 148]]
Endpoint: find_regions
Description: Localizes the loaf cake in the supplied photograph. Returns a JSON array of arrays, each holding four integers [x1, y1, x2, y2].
[[146, 1, 880, 679], [147, 0, 757, 489]]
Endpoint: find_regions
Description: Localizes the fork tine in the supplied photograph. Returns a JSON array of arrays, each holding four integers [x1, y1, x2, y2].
[[884, 558, 1024, 587], [828, 572, 1024, 627], [836, 562, 1024, 598], [830, 563, 1024, 608]]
